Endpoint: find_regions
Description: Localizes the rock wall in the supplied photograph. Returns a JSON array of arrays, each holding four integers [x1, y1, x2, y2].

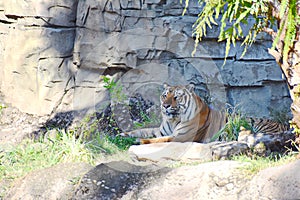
[[0, 0, 291, 118]]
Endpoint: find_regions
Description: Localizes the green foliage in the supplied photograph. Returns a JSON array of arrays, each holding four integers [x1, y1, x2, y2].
[[232, 153, 296, 177], [0, 130, 95, 180], [211, 107, 253, 142], [102, 75, 117, 90], [101, 75, 127, 103], [133, 111, 161, 129], [0, 128, 134, 182], [79, 114, 98, 139], [271, 0, 298, 60], [85, 133, 134, 154], [182, 0, 299, 62], [106, 135, 136, 151]]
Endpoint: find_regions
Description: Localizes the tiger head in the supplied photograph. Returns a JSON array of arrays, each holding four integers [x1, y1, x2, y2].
[[160, 83, 195, 120]]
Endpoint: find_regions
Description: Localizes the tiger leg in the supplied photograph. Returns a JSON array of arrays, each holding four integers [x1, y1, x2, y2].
[[120, 128, 161, 138], [140, 136, 174, 144]]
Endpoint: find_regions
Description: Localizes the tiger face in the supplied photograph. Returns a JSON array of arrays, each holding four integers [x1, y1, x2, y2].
[[160, 83, 195, 119]]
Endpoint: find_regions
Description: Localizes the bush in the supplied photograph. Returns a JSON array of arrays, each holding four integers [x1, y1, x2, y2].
[[211, 106, 253, 142]]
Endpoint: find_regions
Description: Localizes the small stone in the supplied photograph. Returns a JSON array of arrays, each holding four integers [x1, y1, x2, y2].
[[104, 186, 110, 190], [226, 183, 234, 191], [111, 188, 116, 193]]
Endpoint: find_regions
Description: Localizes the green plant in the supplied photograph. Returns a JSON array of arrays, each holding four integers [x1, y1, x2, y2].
[[232, 153, 297, 177], [0, 130, 98, 181], [133, 111, 160, 129], [211, 106, 253, 142], [106, 135, 136, 151], [85, 132, 134, 154], [102, 75, 117, 90], [182, 0, 299, 61], [78, 112, 101, 139], [101, 75, 127, 103]]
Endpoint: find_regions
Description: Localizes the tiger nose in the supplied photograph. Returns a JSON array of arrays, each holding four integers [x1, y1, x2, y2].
[[163, 103, 171, 109]]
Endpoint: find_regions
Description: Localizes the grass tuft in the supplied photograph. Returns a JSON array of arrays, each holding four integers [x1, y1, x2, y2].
[[211, 105, 253, 142], [0, 129, 133, 181], [232, 153, 297, 177]]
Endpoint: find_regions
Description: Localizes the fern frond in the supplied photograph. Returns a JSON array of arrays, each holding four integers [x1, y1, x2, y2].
[[280, 0, 289, 19], [271, 17, 286, 50], [282, 0, 297, 60], [180, 0, 190, 16]]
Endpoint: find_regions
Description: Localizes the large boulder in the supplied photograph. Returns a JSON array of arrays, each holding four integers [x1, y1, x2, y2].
[[72, 160, 300, 200], [72, 161, 169, 200], [128, 142, 250, 163], [244, 160, 300, 200], [1, 1, 79, 115], [5, 162, 92, 200]]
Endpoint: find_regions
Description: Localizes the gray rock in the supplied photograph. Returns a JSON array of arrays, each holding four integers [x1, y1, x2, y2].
[[129, 142, 214, 163], [5, 163, 92, 200], [3, 1, 78, 26], [138, 161, 249, 200], [244, 160, 300, 200], [220, 60, 284, 86], [129, 141, 251, 163], [211, 141, 250, 160], [238, 130, 295, 154], [120, 0, 142, 10], [0, 0, 291, 121], [72, 161, 169, 200], [138, 160, 300, 200]]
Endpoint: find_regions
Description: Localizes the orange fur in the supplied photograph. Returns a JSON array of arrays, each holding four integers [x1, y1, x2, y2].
[[140, 136, 174, 144]]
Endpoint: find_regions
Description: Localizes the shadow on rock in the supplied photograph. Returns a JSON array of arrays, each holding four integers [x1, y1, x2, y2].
[[73, 161, 169, 200]]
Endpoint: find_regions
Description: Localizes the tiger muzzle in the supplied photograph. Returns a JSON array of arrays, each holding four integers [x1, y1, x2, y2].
[[164, 106, 179, 117]]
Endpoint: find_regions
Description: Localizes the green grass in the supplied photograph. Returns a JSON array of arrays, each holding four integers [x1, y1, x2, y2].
[[232, 153, 297, 177], [133, 111, 160, 130], [0, 129, 132, 182], [211, 109, 253, 142]]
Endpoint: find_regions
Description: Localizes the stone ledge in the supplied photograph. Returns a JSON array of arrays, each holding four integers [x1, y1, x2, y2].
[[129, 130, 294, 163], [128, 141, 251, 164]]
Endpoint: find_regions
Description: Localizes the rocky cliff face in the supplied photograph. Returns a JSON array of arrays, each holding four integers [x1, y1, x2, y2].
[[0, 0, 291, 118]]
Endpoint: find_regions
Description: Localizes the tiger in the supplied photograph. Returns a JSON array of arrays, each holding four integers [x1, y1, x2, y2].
[[122, 83, 290, 144], [121, 83, 227, 144]]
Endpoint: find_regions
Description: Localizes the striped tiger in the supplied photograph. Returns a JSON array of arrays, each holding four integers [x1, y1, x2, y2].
[[121, 83, 226, 144], [122, 83, 289, 144], [247, 117, 289, 134]]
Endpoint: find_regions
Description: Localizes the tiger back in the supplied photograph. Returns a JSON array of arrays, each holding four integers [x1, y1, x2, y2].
[[122, 83, 226, 144], [248, 117, 289, 134]]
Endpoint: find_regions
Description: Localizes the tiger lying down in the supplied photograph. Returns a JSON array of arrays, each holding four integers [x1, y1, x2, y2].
[[121, 83, 289, 144]]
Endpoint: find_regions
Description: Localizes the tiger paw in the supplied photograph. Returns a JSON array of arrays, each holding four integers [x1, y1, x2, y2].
[[140, 139, 150, 144], [120, 132, 128, 137]]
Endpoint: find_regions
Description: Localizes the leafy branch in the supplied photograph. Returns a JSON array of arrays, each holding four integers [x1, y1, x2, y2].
[[181, 0, 299, 62]]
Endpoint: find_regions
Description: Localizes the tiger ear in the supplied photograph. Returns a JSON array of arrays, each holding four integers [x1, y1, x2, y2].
[[186, 84, 195, 92], [163, 82, 170, 89]]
